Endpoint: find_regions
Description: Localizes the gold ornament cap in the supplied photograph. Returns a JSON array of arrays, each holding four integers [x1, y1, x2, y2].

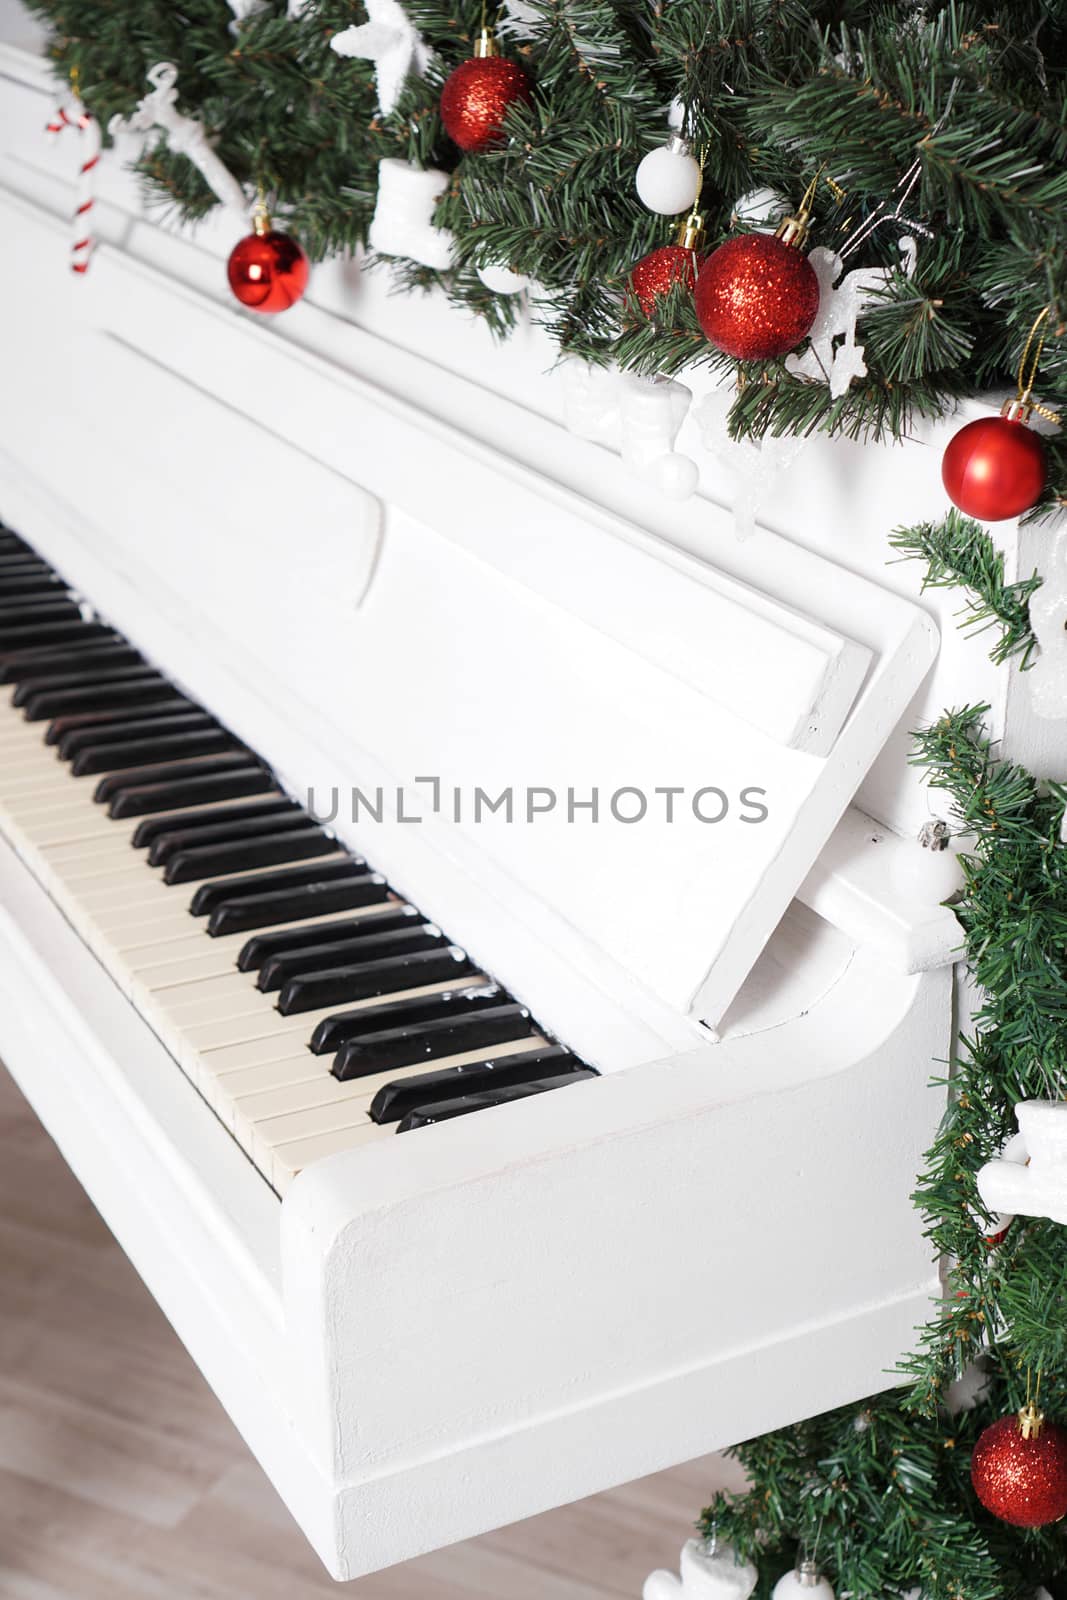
[[1001, 395, 1035, 425], [1019, 1401, 1045, 1441], [775, 209, 810, 250], [473, 26, 500, 57], [675, 206, 706, 252]]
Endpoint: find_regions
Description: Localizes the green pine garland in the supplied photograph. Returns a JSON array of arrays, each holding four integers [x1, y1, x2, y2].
[[698, 712, 1067, 1599], [24, 0, 1067, 512]]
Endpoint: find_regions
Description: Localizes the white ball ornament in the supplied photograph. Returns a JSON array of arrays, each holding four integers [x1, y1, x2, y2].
[[892, 819, 966, 904], [731, 187, 790, 231], [476, 261, 531, 295], [772, 1561, 835, 1600], [635, 136, 702, 215]]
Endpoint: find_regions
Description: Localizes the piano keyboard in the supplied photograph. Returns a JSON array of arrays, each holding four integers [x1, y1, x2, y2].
[[0, 525, 595, 1194]]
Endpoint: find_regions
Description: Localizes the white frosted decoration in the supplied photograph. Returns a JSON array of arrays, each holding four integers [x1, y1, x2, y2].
[[619, 372, 698, 501], [109, 63, 248, 217], [559, 359, 621, 446], [476, 262, 531, 295], [368, 158, 454, 270], [786, 239, 916, 400], [891, 830, 965, 904], [228, 0, 270, 34], [692, 386, 808, 540], [287, 0, 311, 13], [635, 140, 702, 216], [772, 1566, 835, 1600], [978, 1101, 1067, 1228], [499, 0, 540, 37], [331, 0, 432, 116], [644, 1540, 758, 1600], [731, 187, 789, 231], [1028, 528, 1067, 721], [969, 1130, 1028, 1246], [667, 96, 685, 131], [945, 1359, 993, 1416]]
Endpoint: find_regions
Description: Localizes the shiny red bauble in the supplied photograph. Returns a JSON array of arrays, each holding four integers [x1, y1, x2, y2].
[[227, 228, 309, 315], [971, 1409, 1067, 1527], [440, 55, 532, 153], [629, 244, 699, 316], [942, 414, 1048, 521], [695, 232, 820, 360]]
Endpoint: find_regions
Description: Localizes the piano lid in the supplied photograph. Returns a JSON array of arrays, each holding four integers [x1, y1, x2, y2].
[[0, 197, 938, 1030]]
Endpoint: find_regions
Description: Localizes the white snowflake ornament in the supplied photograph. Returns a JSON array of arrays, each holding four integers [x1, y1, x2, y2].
[[227, 0, 270, 32], [786, 238, 916, 399], [331, 0, 431, 116], [644, 1539, 758, 1600], [1028, 528, 1067, 721], [368, 157, 453, 270], [978, 1101, 1067, 1227]]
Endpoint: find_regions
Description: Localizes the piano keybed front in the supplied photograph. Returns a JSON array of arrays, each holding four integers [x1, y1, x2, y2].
[[0, 525, 594, 1194]]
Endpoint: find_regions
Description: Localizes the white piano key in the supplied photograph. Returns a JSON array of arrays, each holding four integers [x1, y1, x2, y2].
[[270, 1123, 385, 1195], [128, 904, 405, 987]]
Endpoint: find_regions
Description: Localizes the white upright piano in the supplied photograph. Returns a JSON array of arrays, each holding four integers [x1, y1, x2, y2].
[[0, 14, 1059, 1581]]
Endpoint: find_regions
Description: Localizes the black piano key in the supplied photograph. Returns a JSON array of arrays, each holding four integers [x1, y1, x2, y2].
[[72, 728, 237, 777], [58, 709, 216, 761], [0, 642, 142, 686], [0, 578, 69, 602], [330, 1001, 534, 1078], [132, 795, 298, 850], [370, 1046, 582, 1123], [22, 672, 173, 721], [93, 751, 256, 804], [0, 556, 52, 576], [45, 696, 194, 746], [255, 909, 427, 989], [207, 874, 392, 937], [312, 983, 508, 1057], [0, 598, 80, 627], [396, 1070, 597, 1132], [108, 766, 276, 820], [280, 945, 477, 1017], [276, 934, 456, 1014], [145, 804, 308, 864], [190, 855, 364, 916], [0, 620, 113, 655], [13, 663, 163, 709], [237, 908, 422, 972], [163, 826, 336, 885]]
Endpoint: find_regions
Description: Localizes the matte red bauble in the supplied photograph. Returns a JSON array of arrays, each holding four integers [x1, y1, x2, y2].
[[695, 231, 820, 360], [227, 227, 309, 314], [942, 411, 1047, 521], [440, 33, 532, 153], [971, 1405, 1067, 1528]]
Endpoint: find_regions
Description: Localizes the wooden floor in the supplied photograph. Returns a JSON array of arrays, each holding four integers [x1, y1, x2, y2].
[[0, 1062, 739, 1599]]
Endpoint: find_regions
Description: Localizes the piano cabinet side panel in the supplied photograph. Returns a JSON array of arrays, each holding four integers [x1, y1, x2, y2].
[[281, 958, 952, 1580]]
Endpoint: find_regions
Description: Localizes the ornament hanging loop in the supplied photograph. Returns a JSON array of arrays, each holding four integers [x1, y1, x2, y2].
[[1009, 306, 1060, 425], [252, 183, 271, 236]]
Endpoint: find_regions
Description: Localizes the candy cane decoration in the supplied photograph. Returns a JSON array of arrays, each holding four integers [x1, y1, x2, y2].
[[46, 92, 101, 274]]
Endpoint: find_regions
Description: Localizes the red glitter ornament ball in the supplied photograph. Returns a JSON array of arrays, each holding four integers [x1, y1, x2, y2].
[[695, 232, 820, 360], [630, 244, 698, 316], [227, 228, 309, 315], [942, 414, 1047, 521], [440, 54, 532, 153], [971, 1407, 1067, 1528]]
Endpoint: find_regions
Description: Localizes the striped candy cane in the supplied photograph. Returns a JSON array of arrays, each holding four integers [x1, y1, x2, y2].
[[46, 97, 101, 274]]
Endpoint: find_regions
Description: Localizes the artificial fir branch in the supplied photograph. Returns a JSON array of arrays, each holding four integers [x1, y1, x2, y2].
[[889, 511, 1043, 668]]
